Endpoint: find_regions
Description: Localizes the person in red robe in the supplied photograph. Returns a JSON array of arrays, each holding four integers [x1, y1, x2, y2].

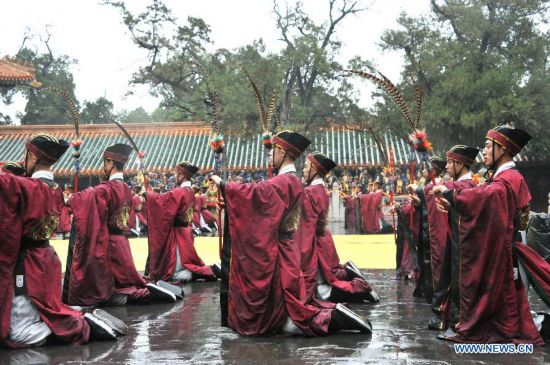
[[392, 199, 419, 281], [407, 156, 446, 301], [130, 186, 147, 236], [145, 161, 220, 285], [211, 130, 372, 336], [429, 146, 478, 330], [343, 190, 356, 230], [409, 146, 479, 329], [64, 143, 177, 307], [1, 161, 25, 176], [200, 186, 218, 230], [297, 152, 380, 304], [433, 126, 549, 345], [1, 135, 128, 348], [56, 184, 73, 239], [359, 181, 386, 233]]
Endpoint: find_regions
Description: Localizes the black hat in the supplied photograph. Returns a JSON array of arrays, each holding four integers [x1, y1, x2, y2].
[[429, 156, 446, 172], [271, 130, 311, 159], [176, 161, 199, 179], [1, 161, 25, 176], [26, 134, 70, 164], [103, 144, 133, 164], [446, 145, 479, 166], [486, 125, 531, 156], [307, 152, 337, 176]]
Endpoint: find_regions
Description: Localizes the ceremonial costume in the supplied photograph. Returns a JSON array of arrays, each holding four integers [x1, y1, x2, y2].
[[64, 144, 176, 307], [427, 146, 478, 330], [1, 135, 126, 347], [359, 189, 384, 233], [146, 162, 219, 284], [297, 153, 379, 304], [440, 127, 548, 345], [413, 156, 446, 301], [395, 200, 419, 279], [218, 131, 371, 336]]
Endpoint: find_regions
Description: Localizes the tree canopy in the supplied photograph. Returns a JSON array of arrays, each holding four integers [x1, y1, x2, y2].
[[2, 0, 549, 157]]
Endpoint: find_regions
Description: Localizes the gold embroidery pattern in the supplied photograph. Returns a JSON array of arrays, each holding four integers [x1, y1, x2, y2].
[[31, 214, 60, 241], [116, 204, 130, 230], [280, 205, 302, 233], [183, 206, 194, 224]]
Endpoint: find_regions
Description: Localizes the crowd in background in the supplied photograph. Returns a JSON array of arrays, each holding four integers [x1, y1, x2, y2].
[[126, 164, 484, 197]]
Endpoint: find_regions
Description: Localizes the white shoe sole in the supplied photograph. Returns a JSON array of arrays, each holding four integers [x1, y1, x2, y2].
[[156, 280, 184, 299], [147, 283, 177, 303], [84, 313, 117, 341], [93, 309, 128, 335]]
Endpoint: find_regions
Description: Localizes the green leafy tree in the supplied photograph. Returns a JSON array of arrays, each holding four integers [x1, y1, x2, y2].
[[1, 31, 79, 125], [377, 0, 550, 156], [80, 97, 115, 124], [121, 107, 152, 123], [106, 0, 372, 136]]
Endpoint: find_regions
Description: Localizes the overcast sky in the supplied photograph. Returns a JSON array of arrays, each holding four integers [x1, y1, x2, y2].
[[1, 0, 431, 122]]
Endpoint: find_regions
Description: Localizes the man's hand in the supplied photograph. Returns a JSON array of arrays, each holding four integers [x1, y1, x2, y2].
[[430, 185, 448, 196], [407, 183, 418, 194], [210, 175, 222, 186], [409, 195, 421, 207], [436, 197, 451, 213]]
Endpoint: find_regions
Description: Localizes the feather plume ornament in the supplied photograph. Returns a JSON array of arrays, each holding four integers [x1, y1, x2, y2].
[[242, 67, 280, 144], [36, 86, 83, 190], [190, 61, 225, 155], [343, 69, 415, 130], [364, 123, 388, 166], [408, 129, 433, 153], [190, 60, 225, 259], [243, 67, 268, 132], [342, 68, 434, 152], [412, 77, 423, 130]]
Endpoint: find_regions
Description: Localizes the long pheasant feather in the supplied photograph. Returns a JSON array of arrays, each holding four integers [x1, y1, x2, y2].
[[413, 78, 423, 129], [265, 88, 278, 132], [345, 69, 414, 131], [242, 68, 268, 132], [365, 123, 388, 165]]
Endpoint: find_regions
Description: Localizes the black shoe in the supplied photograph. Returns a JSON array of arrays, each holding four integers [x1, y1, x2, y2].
[[211, 263, 222, 279], [329, 303, 372, 333], [345, 261, 366, 281], [427, 313, 446, 331], [437, 327, 456, 341], [92, 309, 128, 336], [146, 283, 177, 303], [364, 289, 380, 303], [537, 312, 550, 341], [84, 313, 117, 341], [156, 280, 184, 300]]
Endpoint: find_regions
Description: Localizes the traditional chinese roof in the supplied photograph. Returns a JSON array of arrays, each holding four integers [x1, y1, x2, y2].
[[0, 122, 528, 176], [0, 57, 37, 86]]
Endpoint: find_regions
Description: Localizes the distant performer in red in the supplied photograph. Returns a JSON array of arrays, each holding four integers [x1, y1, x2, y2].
[[212, 130, 372, 336], [56, 184, 73, 239], [145, 161, 220, 284], [359, 181, 386, 233], [64, 143, 176, 307], [297, 152, 380, 304]]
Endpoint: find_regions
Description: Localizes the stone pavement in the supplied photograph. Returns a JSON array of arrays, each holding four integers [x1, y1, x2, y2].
[[2, 270, 549, 364]]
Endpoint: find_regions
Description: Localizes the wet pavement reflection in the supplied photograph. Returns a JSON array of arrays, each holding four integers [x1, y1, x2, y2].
[[2, 270, 550, 364]]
